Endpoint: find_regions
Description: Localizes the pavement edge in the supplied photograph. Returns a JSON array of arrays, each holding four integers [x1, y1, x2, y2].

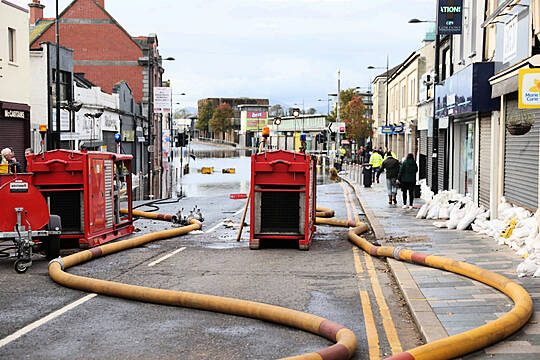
[[343, 178, 449, 344]]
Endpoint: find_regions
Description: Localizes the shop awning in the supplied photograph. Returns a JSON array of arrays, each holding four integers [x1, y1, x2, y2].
[[481, 0, 527, 28]]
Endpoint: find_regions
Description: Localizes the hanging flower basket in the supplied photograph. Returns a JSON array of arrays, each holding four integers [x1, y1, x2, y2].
[[506, 112, 536, 136], [506, 122, 533, 136]]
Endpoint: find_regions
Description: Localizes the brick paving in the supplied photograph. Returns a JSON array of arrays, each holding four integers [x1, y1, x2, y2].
[[346, 177, 540, 359]]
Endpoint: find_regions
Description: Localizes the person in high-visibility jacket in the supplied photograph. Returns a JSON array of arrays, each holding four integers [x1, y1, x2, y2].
[[369, 150, 383, 183], [383, 149, 397, 161]]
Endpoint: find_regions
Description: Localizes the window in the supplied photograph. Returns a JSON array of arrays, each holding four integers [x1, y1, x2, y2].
[[52, 70, 72, 103], [8, 28, 16, 62], [410, 78, 416, 105], [401, 84, 407, 108]]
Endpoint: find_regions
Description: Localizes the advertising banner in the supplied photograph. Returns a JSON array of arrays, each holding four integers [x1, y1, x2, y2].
[[154, 87, 171, 114], [519, 69, 540, 109], [437, 0, 463, 35], [245, 111, 268, 131]]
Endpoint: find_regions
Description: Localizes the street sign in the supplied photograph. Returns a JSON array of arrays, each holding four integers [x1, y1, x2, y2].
[[381, 126, 393, 134], [230, 193, 248, 199], [393, 125, 404, 134], [153, 87, 171, 114], [328, 122, 346, 133], [519, 68, 540, 109]]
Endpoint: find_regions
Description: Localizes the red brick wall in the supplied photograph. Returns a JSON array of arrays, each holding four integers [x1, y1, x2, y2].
[[32, 0, 145, 101]]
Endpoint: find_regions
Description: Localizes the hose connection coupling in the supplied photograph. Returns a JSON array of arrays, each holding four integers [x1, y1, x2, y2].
[[174, 206, 204, 226], [392, 247, 404, 261], [48, 257, 65, 270]]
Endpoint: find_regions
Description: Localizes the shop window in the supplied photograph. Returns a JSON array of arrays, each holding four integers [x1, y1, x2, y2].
[[8, 28, 16, 62], [52, 70, 72, 104]]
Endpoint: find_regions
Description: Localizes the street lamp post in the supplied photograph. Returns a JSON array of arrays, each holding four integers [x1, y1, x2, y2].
[[368, 56, 390, 149]]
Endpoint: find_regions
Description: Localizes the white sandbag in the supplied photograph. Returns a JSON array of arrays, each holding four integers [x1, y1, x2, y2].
[[416, 203, 429, 219], [456, 205, 482, 231], [426, 204, 440, 219], [517, 259, 538, 277], [438, 203, 451, 219], [447, 209, 465, 229]]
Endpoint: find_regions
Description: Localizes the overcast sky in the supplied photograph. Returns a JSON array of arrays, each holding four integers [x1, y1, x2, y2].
[[12, 0, 435, 111]]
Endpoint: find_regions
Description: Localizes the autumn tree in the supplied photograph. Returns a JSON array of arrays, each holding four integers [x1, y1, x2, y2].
[[197, 101, 214, 135], [269, 104, 284, 116], [343, 95, 373, 142], [209, 102, 234, 140], [327, 88, 360, 122], [307, 107, 317, 115]]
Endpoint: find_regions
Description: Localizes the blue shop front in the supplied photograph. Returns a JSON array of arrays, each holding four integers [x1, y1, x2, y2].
[[434, 63, 498, 206]]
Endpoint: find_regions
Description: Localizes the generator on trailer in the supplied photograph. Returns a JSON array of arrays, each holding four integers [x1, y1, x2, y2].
[[249, 150, 317, 250], [0, 150, 134, 272]]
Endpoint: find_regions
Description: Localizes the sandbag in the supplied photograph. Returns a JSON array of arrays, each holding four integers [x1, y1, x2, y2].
[[416, 203, 429, 219]]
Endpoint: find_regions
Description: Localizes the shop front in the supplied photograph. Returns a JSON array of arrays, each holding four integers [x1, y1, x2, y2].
[[0, 101, 31, 170], [435, 62, 498, 201]]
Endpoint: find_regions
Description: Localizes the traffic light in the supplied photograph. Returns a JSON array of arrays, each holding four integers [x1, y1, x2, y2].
[[330, 132, 336, 142], [175, 133, 189, 147]]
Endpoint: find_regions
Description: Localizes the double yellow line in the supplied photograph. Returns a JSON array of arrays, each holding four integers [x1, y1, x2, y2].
[[340, 182, 402, 359]]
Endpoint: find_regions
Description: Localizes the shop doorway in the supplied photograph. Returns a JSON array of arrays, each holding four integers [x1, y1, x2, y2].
[[453, 121, 475, 196]]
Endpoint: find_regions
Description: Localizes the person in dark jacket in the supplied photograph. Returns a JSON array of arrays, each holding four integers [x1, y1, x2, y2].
[[377, 151, 400, 205], [397, 153, 418, 209]]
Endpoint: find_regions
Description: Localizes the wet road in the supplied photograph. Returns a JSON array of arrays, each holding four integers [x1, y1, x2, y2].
[[0, 142, 421, 359]]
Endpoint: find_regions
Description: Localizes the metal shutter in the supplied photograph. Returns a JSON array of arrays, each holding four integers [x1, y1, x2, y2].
[[419, 130, 427, 155], [438, 129, 447, 192], [427, 137, 433, 187], [478, 115, 491, 209], [0, 118, 26, 170], [504, 96, 540, 210]]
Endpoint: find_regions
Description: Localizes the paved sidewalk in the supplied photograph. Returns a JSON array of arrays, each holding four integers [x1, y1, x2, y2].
[[345, 177, 540, 359]]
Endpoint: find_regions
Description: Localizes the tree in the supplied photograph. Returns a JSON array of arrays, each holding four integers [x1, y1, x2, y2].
[[269, 104, 284, 117], [209, 102, 234, 140], [174, 108, 192, 119], [343, 95, 373, 142], [197, 101, 214, 135], [307, 107, 317, 115], [327, 88, 361, 122]]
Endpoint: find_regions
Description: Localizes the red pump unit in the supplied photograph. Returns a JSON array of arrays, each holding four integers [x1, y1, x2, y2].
[[249, 150, 317, 250], [28, 150, 134, 248]]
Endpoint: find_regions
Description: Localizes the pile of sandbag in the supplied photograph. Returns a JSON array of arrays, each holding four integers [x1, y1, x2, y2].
[[416, 181, 487, 231], [416, 179, 540, 277]]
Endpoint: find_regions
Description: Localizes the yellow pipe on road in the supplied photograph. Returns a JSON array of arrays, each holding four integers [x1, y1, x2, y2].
[[120, 208, 175, 222], [49, 220, 357, 360]]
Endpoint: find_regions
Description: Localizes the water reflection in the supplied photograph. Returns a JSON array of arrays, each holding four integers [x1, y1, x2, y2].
[[171, 143, 331, 198]]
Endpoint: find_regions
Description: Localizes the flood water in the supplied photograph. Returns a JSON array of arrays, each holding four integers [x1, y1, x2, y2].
[[171, 142, 331, 198]]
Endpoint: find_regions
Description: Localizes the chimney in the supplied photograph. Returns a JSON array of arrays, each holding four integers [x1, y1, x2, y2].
[[96, 0, 105, 7], [28, 0, 45, 25]]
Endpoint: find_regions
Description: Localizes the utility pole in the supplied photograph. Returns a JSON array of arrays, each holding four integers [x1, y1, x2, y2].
[[336, 69, 341, 151], [385, 55, 389, 149], [54, 0, 60, 150], [147, 46, 154, 199]]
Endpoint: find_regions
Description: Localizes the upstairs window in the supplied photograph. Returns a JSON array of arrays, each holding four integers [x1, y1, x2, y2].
[[8, 28, 16, 62]]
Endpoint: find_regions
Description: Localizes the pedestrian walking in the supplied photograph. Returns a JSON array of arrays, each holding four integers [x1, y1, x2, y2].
[[369, 150, 383, 183], [397, 153, 418, 209], [377, 151, 400, 205]]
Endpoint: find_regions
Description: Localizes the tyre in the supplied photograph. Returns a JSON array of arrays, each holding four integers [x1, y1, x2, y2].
[[15, 259, 29, 273], [45, 215, 62, 260]]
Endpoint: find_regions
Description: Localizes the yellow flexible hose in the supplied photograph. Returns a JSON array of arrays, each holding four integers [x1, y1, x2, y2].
[[120, 208, 175, 221], [49, 220, 357, 360], [315, 206, 335, 218]]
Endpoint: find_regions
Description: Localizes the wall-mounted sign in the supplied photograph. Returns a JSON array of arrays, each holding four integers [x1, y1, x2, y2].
[[392, 125, 405, 134], [519, 68, 540, 109], [52, 109, 71, 131], [4, 109, 25, 119], [437, 0, 463, 35], [245, 111, 268, 131], [122, 130, 135, 142]]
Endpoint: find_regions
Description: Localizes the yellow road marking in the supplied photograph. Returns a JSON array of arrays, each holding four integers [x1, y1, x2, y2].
[[359, 290, 381, 360], [345, 184, 360, 224], [353, 246, 364, 273], [363, 252, 403, 355]]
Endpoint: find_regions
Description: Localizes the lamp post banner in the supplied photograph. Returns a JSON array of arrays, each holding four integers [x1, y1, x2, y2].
[[154, 87, 172, 114], [437, 0, 463, 35]]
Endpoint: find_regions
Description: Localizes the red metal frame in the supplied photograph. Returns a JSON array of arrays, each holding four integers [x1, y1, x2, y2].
[[28, 150, 134, 248], [249, 150, 317, 250]]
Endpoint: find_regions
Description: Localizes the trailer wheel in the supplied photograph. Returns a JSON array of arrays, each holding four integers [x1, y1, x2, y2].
[[15, 259, 29, 273], [45, 215, 62, 260]]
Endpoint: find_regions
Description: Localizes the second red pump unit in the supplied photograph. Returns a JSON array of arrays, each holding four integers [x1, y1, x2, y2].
[[249, 150, 317, 250]]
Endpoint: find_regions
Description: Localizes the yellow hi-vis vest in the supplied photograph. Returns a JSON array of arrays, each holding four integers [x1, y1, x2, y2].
[[369, 152, 383, 168], [383, 151, 397, 160]]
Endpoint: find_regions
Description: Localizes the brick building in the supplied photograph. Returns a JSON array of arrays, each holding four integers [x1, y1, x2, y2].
[[28, 0, 169, 197]]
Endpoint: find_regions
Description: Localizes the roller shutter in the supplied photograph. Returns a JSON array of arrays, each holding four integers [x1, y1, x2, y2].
[[438, 129, 447, 192], [0, 118, 28, 170], [419, 130, 427, 155], [427, 137, 433, 187], [504, 95, 540, 210], [478, 115, 491, 209]]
